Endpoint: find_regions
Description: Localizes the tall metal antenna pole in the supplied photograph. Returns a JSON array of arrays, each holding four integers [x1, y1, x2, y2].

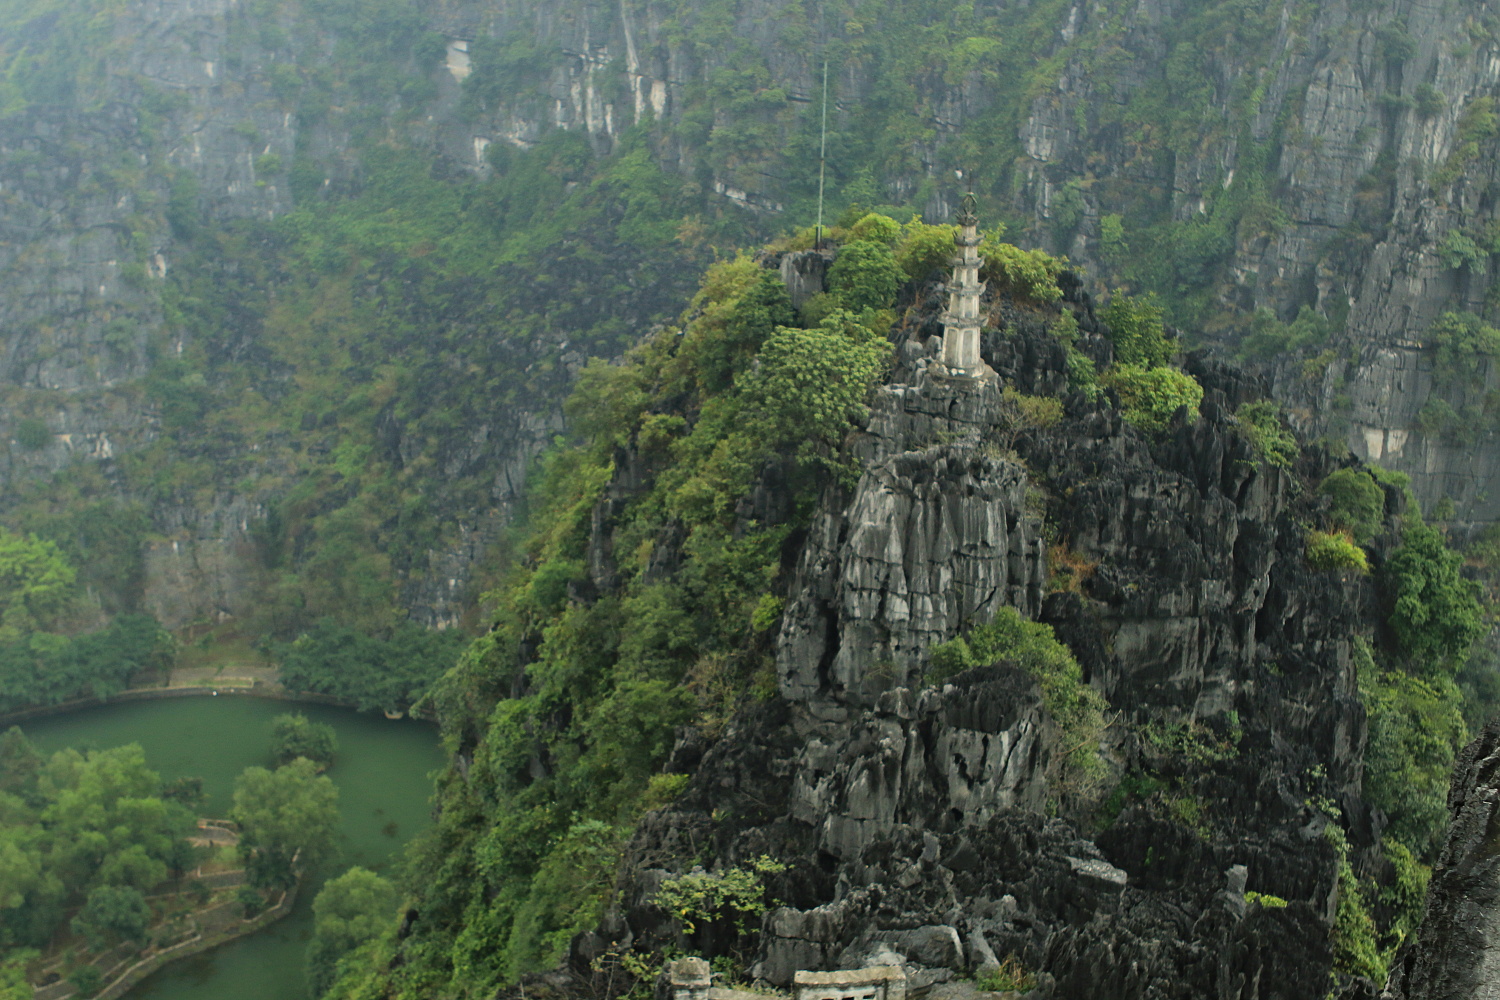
[[815, 58, 829, 250]]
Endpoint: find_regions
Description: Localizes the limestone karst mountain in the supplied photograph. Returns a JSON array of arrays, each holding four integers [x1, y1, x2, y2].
[[2, 0, 1500, 996], [3, 0, 1500, 630]]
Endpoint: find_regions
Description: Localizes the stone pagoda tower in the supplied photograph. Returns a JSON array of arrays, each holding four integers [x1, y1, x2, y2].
[[941, 192, 985, 373]]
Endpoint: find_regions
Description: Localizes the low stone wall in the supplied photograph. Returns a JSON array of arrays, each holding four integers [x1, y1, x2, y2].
[[33, 886, 298, 1000]]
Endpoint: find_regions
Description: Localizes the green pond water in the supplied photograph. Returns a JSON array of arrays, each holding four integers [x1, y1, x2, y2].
[[18, 695, 446, 1000]]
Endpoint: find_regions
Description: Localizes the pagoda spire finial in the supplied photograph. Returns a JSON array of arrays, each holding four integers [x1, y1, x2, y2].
[[941, 191, 985, 373]]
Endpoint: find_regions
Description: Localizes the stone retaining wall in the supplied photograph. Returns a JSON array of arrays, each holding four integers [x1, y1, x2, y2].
[[32, 886, 298, 1000]]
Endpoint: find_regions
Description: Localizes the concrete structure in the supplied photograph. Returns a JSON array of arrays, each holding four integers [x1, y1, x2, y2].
[[669, 957, 713, 1000], [793, 966, 907, 1000], [940, 193, 985, 374]]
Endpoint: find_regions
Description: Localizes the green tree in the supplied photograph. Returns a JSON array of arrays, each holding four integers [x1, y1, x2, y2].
[[39, 744, 195, 892], [738, 312, 892, 459], [1100, 294, 1172, 367], [306, 867, 396, 997], [68, 965, 101, 997], [231, 759, 340, 889], [1320, 469, 1386, 543], [1102, 364, 1204, 434], [1234, 401, 1297, 469], [1384, 522, 1484, 670], [269, 713, 339, 768], [71, 884, 151, 952], [0, 530, 75, 641], [1359, 647, 1467, 857], [826, 238, 903, 312], [0, 952, 36, 1000], [0, 727, 41, 798], [894, 218, 958, 282]]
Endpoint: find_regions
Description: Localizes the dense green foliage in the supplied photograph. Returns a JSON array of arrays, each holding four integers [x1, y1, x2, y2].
[[386, 242, 899, 996], [1356, 641, 1467, 858], [826, 239, 904, 311], [654, 855, 784, 938], [980, 240, 1066, 304], [276, 621, 466, 714], [1100, 295, 1173, 368], [1102, 364, 1204, 434], [307, 868, 398, 998], [231, 759, 340, 890], [0, 614, 175, 715], [71, 885, 151, 952], [1320, 469, 1386, 543], [1305, 530, 1370, 574], [269, 712, 339, 768], [0, 523, 174, 716], [1234, 401, 1297, 469], [1383, 522, 1485, 669], [927, 608, 1108, 794], [0, 732, 195, 950]]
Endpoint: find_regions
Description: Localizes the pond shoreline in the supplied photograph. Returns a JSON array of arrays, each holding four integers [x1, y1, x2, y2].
[[17, 697, 446, 1000], [35, 886, 301, 1000], [0, 683, 432, 729]]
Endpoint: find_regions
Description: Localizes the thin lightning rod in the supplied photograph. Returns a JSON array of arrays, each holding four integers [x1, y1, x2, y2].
[[815, 58, 829, 250]]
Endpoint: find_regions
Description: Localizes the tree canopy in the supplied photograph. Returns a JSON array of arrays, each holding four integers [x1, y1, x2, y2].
[[232, 759, 340, 889], [0, 733, 194, 949]]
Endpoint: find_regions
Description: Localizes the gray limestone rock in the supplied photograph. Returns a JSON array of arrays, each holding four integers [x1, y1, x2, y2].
[[1383, 717, 1500, 1000]]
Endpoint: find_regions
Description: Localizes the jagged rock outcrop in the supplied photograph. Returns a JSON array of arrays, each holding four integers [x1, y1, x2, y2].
[[593, 277, 1384, 999], [1383, 717, 1500, 1000]]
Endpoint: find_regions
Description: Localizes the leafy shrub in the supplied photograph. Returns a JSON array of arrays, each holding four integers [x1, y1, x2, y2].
[[307, 867, 397, 998], [827, 239, 904, 312], [276, 620, 465, 713], [846, 212, 901, 245], [1329, 826, 1385, 983], [654, 856, 785, 935], [1234, 401, 1297, 469], [270, 712, 339, 767], [974, 955, 1036, 992], [13, 418, 48, 451], [68, 965, 102, 997], [1384, 522, 1485, 669], [678, 265, 797, 394], [1428, 311, 1500, 394], [1102, 364, 1203, 434], [1415, 84, 1446, 119], [979, 239, 1065, 304], [1000, 386, 1063, 434], [1305, 529, 1370, 574], [1099, 213, 1127, 260], [1319, 468, 1385, 542], [1243, 891, 1288, 909], [737, 311, 891, 461], [1380, 836, 1431, 945], [71, 885, 151, 951], [254, 152, 283, 176], [1100, 294, 1172, 367], [1432, 97, 1498, 189], [894, 218, 958, 282], [1437, 230, 1486, 270], [1237, 305, 1329, 360], [926, 607, 1107, 794], [1359, 643, 1466, 857]]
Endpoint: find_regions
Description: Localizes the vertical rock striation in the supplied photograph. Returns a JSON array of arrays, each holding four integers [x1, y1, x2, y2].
[[600, 275, 1383, 999], [1384, 717, 1500, 1000]]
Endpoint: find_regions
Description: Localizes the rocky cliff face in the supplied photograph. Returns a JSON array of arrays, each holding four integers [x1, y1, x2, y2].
[[1383, 717, 1500, 1000], [570, 277, 1389, 998], [5, 0, 1496, 625]]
